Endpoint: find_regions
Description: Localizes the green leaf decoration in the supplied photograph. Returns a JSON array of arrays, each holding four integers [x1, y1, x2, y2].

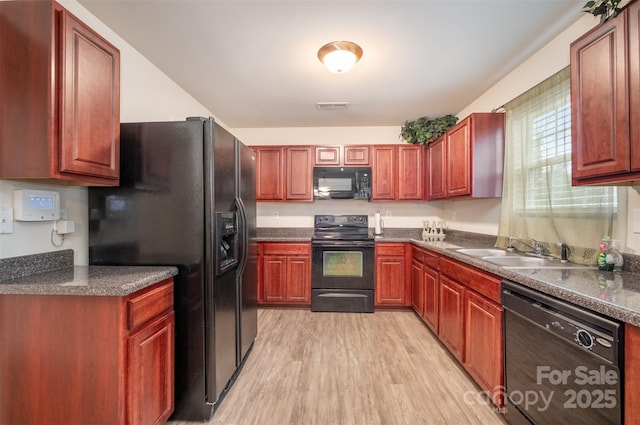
[[582, 0, 622, 24], [400, 114, 458, 145]]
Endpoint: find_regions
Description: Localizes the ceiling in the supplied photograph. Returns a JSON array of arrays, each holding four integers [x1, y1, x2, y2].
[[79, 0, 583, 129]]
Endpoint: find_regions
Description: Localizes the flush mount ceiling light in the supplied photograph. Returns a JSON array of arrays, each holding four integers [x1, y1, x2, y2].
[[317, 41, 363, 74]]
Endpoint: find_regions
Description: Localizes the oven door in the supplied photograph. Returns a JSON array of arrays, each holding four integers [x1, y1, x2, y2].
[[311, 240, 374, 290]]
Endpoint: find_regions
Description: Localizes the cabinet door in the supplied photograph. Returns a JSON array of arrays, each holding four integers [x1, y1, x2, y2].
[[411, 258, 424, 316], [315, 146, 341, 165], [628, 1, 640, 172], [427, 137, 446, 199], [371, 145, 396, 200], [423, 266, 439, 333], [262, 255, 287, 303], [254, 147, 285, 200], [286, 146, 313, 201], [344, 145, 370, 165], [287, 256, 310, 303], [571, 11, 630, 182], [128, 312, 175, 425], [59, 10, 120, 181], [446, 118, 471, 197], [398, 145, 423, 200], [464, 291, 503, 408], [375, 255, 407, 305], [439, 276, 465, 361]]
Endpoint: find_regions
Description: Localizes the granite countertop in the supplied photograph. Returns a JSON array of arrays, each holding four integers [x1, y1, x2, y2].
[[256, 227, 313, 241], [412, 237, 640, 327], [0, 250, 178, 296]]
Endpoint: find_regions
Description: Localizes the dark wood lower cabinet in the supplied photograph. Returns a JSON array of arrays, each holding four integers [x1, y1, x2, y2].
[[626, 324, 640, 425], [259, 242, 311, 305], [438, 275, 465, 361], [411, 257, 425, 316], [128, 312, 175, 425], [375, 243, 411, 306], [411, 245, 503, 410], [464, 290, 503, 407], [422, 265, 439, 332], [0, 278, 175, 425], [411, 246, 440, 333]]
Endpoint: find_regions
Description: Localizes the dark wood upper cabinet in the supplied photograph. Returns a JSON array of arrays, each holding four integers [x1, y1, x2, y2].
[[314, 146, 341, 165], [253, 146, 285, 200], [343, 145, 370, 165], [427, 113, 504, 200], [446, 120, 472, 197], [314, 145, 370, 166], [397, 145, 423, 200], [371, 145, 397, 200], [629, 1, 640, 172], [571, 8, 629, 183], [253, 146, 312, 201], [427, 136, 446, 199], [0, 1, 120, 185], [371, 144, 423, 201], [286, 146, 313, 201], [571, 1, 640, 185]]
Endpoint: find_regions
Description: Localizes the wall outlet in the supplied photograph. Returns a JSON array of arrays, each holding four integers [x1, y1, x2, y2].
[[272, 211, 279, 219], [0, 208, 14, 234], [59, 208, 68, 220], [384, 210, 392, 218], [56, 220, 75, 234]]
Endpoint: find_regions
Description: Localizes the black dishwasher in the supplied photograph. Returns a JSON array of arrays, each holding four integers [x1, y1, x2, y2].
[[502, 280, 623, 425]]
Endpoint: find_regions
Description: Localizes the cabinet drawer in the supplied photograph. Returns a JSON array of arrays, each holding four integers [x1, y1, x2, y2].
[[412, 246, 425, 263], [262, 242, 310, 256], [128, 279, 174, 330], [376, 243, 405, 256], [440, 258, 500, 302], [423, 250, 440, 270]]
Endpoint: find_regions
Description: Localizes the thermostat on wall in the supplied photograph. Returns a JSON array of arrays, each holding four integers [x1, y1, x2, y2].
[[14, 190, 60, 221]]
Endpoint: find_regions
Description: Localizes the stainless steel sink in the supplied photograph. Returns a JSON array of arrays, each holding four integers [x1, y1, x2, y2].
[[481, 255, 556, 268], [481, 255, 592, 269], [456, 248, 507, 257]]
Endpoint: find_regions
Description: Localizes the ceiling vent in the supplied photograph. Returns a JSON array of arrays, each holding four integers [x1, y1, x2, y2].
[[316, 102, 349, 110]]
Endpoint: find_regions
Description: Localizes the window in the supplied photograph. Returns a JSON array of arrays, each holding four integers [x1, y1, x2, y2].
[[508, 67, 616, 217], [497, 67, 622, 264]]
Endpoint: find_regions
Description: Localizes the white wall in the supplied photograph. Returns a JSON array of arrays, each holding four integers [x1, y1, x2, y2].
[[257, 200, 443, 230], [232, 126, 402, 146], [0, 0, 213, 264]]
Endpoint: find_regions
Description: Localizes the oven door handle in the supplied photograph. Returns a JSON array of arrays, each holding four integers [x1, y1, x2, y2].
[[311, 240, 375, 248]]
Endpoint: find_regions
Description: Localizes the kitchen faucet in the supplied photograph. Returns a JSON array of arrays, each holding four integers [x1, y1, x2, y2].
[[507, 237, 549, 258]]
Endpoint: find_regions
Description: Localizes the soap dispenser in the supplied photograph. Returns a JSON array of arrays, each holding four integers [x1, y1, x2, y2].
[[598, 236, 614, 271], [607, 239, 624, 271]]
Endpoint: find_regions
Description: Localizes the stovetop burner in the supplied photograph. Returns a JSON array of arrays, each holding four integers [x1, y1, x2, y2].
[[312, 214, 372, 241]]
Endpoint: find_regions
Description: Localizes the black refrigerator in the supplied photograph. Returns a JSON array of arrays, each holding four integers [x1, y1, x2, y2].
[[88, 117, 258, 421]]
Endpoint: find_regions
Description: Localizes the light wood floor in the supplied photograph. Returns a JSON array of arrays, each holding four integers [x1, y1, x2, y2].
[[168, 308, 508, 425]]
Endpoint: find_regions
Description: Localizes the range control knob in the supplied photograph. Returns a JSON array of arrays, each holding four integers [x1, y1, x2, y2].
[[576, 329, 594, 348]]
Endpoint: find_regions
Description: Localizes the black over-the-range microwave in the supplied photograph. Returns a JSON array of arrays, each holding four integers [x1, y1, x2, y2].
[[313, 167, 372, 200]]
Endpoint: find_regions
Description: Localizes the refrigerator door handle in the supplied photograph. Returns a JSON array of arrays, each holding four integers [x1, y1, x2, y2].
[[234, 197, 249, 275]]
